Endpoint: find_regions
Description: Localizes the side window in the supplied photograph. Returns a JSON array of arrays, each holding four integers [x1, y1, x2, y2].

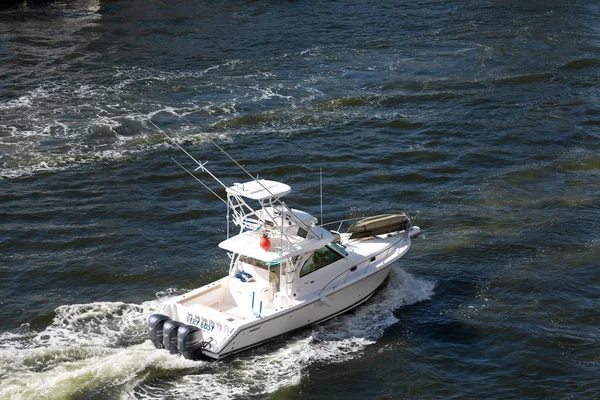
[[300, 246, 343, 277]]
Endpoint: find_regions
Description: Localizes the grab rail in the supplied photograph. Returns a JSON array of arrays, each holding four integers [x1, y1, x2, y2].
[[318, 267, 353, 296], [320, 217, 364, 232], [318, 230, 410, 296]]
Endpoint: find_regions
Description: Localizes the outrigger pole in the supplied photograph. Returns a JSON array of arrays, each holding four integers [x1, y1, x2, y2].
[[174, 112, 323, 239], [169, 157, 227, 206], [122, 99, 228, 191], [122, 99, 321, 238]]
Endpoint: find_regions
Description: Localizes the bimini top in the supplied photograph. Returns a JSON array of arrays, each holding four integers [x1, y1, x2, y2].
[[226, 179, 291, 201], [219, 226, 334, 263]]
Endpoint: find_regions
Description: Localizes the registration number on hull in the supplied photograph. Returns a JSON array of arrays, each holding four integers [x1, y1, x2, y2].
[[186, 313, 215, 332]]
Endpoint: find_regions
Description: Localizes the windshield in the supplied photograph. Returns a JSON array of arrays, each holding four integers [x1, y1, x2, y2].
[[238, 254, 280, 269], [328, 241, 348, 256]]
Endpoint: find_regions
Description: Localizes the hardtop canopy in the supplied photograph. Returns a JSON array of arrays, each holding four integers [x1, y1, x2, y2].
[[226, 179, 291, 201], [219, 227, 334, 263]]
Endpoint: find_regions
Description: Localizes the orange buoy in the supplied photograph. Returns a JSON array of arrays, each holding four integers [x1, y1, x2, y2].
[[260, 234, 271, 251]]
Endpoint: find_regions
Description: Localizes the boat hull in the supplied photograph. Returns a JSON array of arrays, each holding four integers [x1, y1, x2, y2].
[[204, 262, 393, 359]]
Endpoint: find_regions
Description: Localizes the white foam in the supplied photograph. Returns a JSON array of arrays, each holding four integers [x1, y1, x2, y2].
[[0, 299, 164, 353], [0, 270, 434, 399], [132, 269, 435, 398], [0, 86, 53, 111], [0, 343, 197, 400], [1, 56, 375, 179], [0, 56, 335, 180], [0, 294, 179, 399]]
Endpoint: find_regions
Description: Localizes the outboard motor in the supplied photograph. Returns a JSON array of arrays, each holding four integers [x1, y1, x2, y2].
[[162, 320, 184, 354], [148, 314, 171, 349], [177, 324, 205, 360]]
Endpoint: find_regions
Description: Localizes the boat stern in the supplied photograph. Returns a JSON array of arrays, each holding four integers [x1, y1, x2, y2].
[[147, 300, 237, 360]]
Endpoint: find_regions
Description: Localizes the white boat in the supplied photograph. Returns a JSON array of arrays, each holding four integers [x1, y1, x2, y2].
[[148, 171, 420, 360]]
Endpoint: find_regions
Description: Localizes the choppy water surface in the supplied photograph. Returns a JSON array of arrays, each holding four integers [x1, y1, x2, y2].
[[1, 0, 599, 399]]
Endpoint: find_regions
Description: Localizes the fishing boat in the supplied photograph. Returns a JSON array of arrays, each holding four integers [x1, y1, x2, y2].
[[148, 169, 420, 360], [142, 123, 420, 360]]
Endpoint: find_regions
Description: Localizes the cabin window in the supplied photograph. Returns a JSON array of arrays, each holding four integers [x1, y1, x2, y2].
[[239, 254, 269, 269], [328, 241, 349, 256], [300, 246, 344, 277], [297, 226, 308, 238]]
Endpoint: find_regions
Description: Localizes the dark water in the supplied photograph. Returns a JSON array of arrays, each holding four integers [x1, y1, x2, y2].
[[1, 0, 599, 398]]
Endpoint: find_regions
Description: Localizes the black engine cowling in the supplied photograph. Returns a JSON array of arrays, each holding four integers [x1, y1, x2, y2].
[[148, 314, 170, 349], [177, 324, 205, 360], [162, 320, 184, 354]]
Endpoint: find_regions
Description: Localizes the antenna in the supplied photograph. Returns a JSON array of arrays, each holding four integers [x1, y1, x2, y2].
[[320, 168, 323, 226]]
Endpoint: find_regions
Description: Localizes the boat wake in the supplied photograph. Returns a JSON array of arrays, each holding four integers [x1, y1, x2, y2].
[[0, 268, 434, 400]]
